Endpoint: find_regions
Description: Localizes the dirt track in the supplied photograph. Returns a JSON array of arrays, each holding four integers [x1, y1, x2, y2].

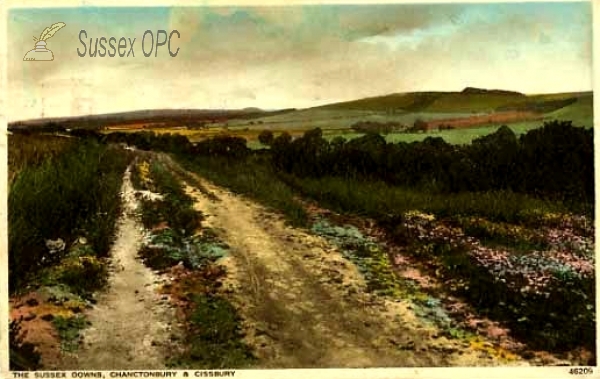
[[52, 156, 528, 369], [179, 166, 523, 368], [58, 166, 178, 370]]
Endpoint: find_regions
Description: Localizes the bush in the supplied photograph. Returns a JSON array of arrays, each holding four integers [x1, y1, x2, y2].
[[271, 122, 592, 209], [258, 130, 274, 146]]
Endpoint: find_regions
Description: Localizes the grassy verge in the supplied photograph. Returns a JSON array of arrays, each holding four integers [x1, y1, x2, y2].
[[9, 137, 133, 369], [133, 157, 256, 368], [8, 133, 74, 186], [9, 139, 132, 293], [279, 174, 568, 224]]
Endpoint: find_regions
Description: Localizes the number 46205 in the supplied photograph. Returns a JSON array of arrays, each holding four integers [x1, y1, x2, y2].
[[569, 368, 594, 375]]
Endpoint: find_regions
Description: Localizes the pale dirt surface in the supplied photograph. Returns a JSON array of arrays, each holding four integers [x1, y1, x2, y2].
[[57, 166, 179, 370], [179, 167, 529, 368]]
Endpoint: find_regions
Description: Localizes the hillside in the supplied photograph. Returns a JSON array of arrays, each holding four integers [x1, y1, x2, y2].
[[312, 88, 592, 116], [9, 89, 592, 136], [8, 108, 296, 131]]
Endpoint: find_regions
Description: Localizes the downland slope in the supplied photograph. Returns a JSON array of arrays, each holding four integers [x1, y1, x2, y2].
[[224, 88, 592, 135]]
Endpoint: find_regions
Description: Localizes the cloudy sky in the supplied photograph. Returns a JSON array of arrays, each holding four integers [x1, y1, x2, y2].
[[7, 2, 593, 121]]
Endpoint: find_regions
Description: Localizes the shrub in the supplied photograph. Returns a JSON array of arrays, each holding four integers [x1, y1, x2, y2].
[[258, 130, 274, 146]]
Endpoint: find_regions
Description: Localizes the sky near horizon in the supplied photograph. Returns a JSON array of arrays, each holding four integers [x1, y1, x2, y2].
[[7, 2, 593, 121]]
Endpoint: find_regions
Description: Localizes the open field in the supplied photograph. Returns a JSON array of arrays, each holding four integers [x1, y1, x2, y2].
[[91, 89, 592, 148], [103, 119, 579, 148], [332, 122, 546, 145], [11, 89, 593, 152]]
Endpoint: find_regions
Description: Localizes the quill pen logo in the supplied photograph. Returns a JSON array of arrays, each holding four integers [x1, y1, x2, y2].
[[24, 22, 66, 61]]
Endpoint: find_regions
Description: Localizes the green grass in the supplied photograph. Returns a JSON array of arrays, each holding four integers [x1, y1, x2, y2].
[[545, 95, 593, 127], [9, 140, 132, 293], [172, 294, 256, 369], [280, 174, 567, 224], [312, 92, 444, 112]]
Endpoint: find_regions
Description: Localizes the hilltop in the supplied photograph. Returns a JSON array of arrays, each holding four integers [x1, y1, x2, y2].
[[311, 88, 592, 115]]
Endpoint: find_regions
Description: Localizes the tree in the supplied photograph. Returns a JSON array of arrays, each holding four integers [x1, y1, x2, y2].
[[258, 130, 275, 146]]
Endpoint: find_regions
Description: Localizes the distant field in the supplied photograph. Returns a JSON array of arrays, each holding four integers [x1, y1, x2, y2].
[[221, 92, 593, 132], [319, 121, 543, 146], [105, 117, 586, 148], [544, 95, 593, 127], [224, 109, 481, 131], [99, 89, 592, 148]]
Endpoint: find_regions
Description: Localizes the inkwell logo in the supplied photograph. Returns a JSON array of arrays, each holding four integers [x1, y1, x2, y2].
[[24, 22, 66, 61]]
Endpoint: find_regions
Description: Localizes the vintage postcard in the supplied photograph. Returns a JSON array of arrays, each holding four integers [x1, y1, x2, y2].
[[2, 0, 597, 377]]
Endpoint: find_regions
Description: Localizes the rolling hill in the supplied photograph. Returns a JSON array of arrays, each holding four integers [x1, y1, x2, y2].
[[9, 88, 592, 135], [313, 87, 592, 115]]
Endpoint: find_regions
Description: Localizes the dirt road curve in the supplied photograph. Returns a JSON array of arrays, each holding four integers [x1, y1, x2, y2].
[[59, 166, 178, 370], [181, 169, 520, 368]]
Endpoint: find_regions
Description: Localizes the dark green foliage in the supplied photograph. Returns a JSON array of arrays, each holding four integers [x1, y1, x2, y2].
[[10, 318, 42, 370], [516, 120, 594, 205], [351, 120, 405, 134], [9, 141, 132, 293], [172, 294, 256, 369], [104, 131, 193, 155], [270, 121, 593, 209], [140, 199, 168, 229], [257, 130, 275, 146], [192, 135, 250, 159]]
